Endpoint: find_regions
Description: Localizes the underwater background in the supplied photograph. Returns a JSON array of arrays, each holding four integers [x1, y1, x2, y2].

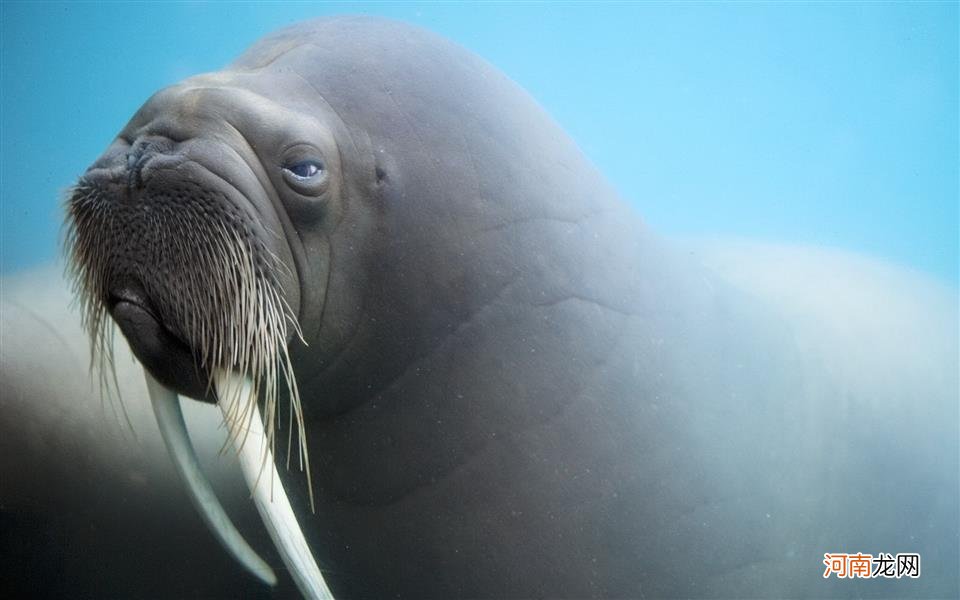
[[1, 1, 957, 283]]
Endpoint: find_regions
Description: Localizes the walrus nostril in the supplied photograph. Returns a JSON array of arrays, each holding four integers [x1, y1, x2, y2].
[[125, 136, 173, 192], [126, 153, 150, 192], [126, 153, 139, 193]]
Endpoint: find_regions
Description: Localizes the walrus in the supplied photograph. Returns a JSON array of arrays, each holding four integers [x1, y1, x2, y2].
[[39, 14, 959, 598]]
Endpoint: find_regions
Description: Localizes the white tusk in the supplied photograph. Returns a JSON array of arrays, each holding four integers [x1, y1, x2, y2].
[[144, 369, 277, 586], [214, 369, 334, 600]]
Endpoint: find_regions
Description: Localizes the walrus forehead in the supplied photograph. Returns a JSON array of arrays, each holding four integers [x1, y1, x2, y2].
[[123, 73, 337, 154]]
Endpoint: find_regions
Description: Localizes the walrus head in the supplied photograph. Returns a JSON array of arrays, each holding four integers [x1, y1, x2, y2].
[[65, 79, 341, 400], [64, 71, 359, 598]]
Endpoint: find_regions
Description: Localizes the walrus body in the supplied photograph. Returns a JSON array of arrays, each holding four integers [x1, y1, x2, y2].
[[10, 15, 956, 598]]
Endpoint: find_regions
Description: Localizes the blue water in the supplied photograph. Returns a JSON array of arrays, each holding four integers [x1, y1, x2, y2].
[[2, 1, 957, 282]]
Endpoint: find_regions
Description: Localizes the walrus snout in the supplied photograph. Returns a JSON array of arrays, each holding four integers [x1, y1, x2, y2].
[[66, 143, 297, 400]]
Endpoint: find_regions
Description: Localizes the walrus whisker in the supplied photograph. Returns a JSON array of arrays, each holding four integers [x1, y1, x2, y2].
[[91, 322, 136, 438], [62, 185, 137, 438]]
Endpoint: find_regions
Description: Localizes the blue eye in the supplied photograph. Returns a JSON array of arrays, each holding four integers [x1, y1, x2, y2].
[[284, 160, 324, 180], [281, 154, 329, 197]]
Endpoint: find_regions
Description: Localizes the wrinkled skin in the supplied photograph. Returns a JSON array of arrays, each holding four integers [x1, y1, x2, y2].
[[12, 16, 960, 598]]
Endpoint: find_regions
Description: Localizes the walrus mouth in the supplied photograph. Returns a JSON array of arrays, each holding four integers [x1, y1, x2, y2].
[[64, 163, 331, 597], [108, 285, 211, 400]]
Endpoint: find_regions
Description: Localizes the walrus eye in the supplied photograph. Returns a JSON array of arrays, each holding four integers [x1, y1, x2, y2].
[[285, 160, 324, 180], [281, 157, 328, 197]]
